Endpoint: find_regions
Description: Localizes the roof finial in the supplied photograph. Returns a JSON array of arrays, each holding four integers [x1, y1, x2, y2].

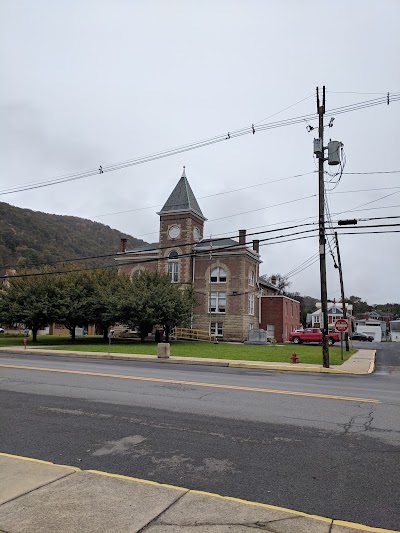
[[182, 165, 186, 178]]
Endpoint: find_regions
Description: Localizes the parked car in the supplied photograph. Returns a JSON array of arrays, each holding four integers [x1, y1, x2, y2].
[[0, 328, 5, 333], [289, 328, 340, 346], [350, 332, 374, 342]]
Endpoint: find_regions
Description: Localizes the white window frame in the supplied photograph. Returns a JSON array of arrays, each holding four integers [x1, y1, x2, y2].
[[167, 251, 179, 282], [210, 267, 227, 283], [210, 322, 223, 336], [248, 293, 255, 315], [249, 269, 255, 287], [168, 262, 179, 282], [209, 292, 226, 313]]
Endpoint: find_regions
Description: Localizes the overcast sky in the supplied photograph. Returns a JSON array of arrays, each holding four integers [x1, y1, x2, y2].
[[1, 0, 399, 304]]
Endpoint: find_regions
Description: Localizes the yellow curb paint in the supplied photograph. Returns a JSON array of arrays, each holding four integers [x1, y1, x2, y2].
[[2, 454, 396, 532], [333, 519, 400, 533], [83, 470, 331, 523], [0, 348, 375, 375], [229, 363, 352, 374], [0, 363, 381, 403], [0, 452, 81, 471], [189, 490, 331, 523], [86, 470, 187, 492]]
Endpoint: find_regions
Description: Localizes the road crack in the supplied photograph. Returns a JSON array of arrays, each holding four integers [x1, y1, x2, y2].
[[339, 402, 375, 435]]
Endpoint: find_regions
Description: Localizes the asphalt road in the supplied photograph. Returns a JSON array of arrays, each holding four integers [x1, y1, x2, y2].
[[0, 345, 399, 530]]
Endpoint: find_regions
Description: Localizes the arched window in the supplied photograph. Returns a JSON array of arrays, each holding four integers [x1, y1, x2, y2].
[[168, 250, 179, 282], [210, 267, 227, 283], [130, 268, 144, 279]]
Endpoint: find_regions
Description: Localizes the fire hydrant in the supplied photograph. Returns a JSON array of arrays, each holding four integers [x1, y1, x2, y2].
[[291, 351, 298, 364]]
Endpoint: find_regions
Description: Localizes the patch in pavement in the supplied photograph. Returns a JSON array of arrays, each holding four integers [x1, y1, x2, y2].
[[149, 455, 239, 476], [93, 435, 147, 456]]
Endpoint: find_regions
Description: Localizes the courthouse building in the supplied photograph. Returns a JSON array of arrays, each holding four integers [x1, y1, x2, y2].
[[116, 168, 262, 341]]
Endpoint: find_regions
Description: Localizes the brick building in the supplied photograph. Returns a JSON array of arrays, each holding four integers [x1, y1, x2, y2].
[[259, 294, 301, 343], [116, 168, 261, 341]]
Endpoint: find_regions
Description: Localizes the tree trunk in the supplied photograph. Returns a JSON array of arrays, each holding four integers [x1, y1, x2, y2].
[[140, 331, 146, 343], [32, 327, 38, 343], [165, 327, 170, 343], [103, 327, 108, 342], [70, 327, 76, 341]]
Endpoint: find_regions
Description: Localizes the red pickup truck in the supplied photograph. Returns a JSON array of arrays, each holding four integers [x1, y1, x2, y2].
[[289, 328, 340, 346]]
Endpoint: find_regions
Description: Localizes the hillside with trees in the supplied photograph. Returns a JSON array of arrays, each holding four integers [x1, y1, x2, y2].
[[0, 202, 147, 273]]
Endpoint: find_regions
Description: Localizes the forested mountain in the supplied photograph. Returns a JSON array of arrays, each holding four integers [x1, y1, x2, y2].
[[0, 202, 147, 273]]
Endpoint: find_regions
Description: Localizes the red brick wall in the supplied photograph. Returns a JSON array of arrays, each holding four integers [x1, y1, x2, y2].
[[260, 296, 300, 342]]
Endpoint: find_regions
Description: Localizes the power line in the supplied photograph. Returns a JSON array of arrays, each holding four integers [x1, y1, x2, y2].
[[0, 219, 321, 271], [90, 170, 400, 221], [343, 170, 400, 175], [327, 90, 399, 95], [2, 93, 399, 197], [3, 224, 399, 280], [90, 171, 316, 219]]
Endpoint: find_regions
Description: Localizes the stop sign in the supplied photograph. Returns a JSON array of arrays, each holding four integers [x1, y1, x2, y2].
[[335, 319, 349, 333]]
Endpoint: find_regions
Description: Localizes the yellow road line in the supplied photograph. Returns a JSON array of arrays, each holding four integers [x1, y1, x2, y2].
[[1, 452, 398, 532], [0, 363, 381, 403]]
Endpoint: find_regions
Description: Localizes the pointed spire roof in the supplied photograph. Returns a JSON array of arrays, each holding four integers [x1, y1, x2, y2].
[[158, 167, 206, 220]]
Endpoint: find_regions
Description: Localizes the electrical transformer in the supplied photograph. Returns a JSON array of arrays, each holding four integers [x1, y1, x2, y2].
[[313, 138, 323, 158], [328, 141, 343, 166]]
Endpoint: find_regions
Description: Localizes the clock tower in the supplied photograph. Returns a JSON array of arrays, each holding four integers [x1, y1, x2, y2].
[[157, 167, 206, 285]]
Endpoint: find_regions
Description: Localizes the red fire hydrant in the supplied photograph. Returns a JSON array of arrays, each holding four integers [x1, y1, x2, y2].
[[291, 351, 298, 364]]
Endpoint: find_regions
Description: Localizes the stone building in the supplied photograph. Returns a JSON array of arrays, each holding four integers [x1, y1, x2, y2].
[[116, 168, 261, 341]]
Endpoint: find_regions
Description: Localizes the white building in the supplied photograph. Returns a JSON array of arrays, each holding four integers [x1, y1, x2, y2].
[[390, 320, 400, 342], [354, 320, 382, 342], [311, 302, 353, 330]]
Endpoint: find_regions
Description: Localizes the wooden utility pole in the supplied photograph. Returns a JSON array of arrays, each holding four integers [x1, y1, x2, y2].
[[335, 231, 350, 351], [317, 86, 330, 368]]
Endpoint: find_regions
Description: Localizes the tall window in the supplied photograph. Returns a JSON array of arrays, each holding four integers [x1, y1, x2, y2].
[[248, 293, 255, 315], [210, 322, 223, 336], [209, 292, 226, 313], [249, 270, 255, 287], [168, 250, 179, 282], [210, 267, 226, 283]]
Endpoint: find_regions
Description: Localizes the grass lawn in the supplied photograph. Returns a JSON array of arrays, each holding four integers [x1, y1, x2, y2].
[[0, 335, 355, 365]]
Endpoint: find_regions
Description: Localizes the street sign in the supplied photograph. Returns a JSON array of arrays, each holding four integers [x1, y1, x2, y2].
[[335, 319, 349, 333]]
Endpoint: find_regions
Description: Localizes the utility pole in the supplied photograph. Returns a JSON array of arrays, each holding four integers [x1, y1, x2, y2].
[[317, 86, 330, 368], [335, 231, 349, 352]]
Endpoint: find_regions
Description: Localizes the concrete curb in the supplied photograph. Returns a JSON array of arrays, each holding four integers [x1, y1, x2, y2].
[[0, 347, 376, 375], [0, 453, 397, 533], [367, 350, 377, 374]]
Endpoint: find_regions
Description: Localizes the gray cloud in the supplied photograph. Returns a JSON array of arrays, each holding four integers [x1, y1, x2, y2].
[[1, 0, 399, 303]]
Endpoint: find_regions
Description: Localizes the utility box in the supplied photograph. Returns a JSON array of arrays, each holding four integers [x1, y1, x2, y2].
[[157, 342, 170, 358], [313, 138, 323, 158], [328, 141, 343, 165]]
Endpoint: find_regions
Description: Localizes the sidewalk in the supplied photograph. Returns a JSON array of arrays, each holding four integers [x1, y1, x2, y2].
[[0, 346, 376, 374], [0, 453, 396, 533]]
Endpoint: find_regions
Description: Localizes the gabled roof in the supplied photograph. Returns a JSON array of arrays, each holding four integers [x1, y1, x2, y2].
[[123, 242, 159, 253], [312, 303, 344, 316], [158, 167, 206, 220], [259, 278, 279, 291], [193, 238, 238, 251]]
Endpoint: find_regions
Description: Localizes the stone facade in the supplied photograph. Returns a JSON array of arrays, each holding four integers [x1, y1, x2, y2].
[[116, 168, 261, 342]]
